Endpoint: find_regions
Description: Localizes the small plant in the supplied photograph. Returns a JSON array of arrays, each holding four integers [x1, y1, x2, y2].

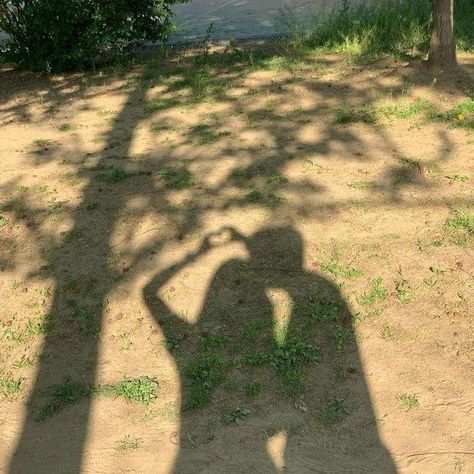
[[330, 324, 354, 350], [245, 382, 262, 397], [222, 406, 251, 425], [199, 333, 232, 351], [58, 123, 74, 132], [319, 262, 363, 279], [399, 393, 419, 410], [101, 377, 159, 405], [115, 434, 143, 452], [358, 278, 388, 306], [35, 378, 90, 421], [395, 279, 412, 304], [0, 376, 24, 401], [13, 355, 35, 369], [26, 314, 55, 336], [319, 398, 351, 424]]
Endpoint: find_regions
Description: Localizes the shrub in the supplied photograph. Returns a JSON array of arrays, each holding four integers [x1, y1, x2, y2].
[[0, 0, 183, 71]]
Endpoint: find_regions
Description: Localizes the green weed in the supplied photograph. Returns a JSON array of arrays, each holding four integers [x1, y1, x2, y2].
[[157, 168, 193, 189], [222, 406, 251, 424], [245, 382, 262, 397], [183, 353, 231, 409], [399, 393, 419, 410], [0, 376, 24, 401], [101, 377, 159, 405], [115, 434, 143, 452], [246, 340, 320, 397], [320, 262, 363, 279], [319, 398, 351, 424], [396, 280, 412, 304], [358, 278, 388, 306], [35, 378, 90, 421]]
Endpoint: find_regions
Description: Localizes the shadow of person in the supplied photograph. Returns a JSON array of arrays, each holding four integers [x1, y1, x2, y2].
[[144, 226, 396, 473]]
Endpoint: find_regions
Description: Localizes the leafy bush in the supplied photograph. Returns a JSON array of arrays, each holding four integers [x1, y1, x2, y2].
[[0, 0, 183, 71]]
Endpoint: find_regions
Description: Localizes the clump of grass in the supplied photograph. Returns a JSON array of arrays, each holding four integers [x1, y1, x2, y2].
[[246, 340, 320, 397], [222, 405, 251, 424], [98, 168, 127, 184], [381, 98, 432, 120], [358, 277, 388, 306], [320, 261, 363, 279], [245, 382, 262, 397], [0, 375, 24, 401], [114, 434, 143, 452], [399, 393, 419, 410], [446, 174, 470, 182], [347, 181, 374, 190], [395, 279, 412, 304], [58, 123, 75, 132], [183, 353, 231, 409], [157, 167, 193, 189], [334, 106, 378, 125], [35, 378, 90, 421], [319, 398, 351, 424], [101, 377, 159, 405], [444, 210, 474, 246]]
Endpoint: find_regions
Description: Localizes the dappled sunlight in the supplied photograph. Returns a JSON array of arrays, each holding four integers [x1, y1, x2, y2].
[[1, 45, 473, 473]]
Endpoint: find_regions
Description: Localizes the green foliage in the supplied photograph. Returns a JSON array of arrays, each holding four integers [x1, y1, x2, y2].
[[0, 0, 181, 72], [35, 377, 90, 421], [246, 341, 320, 397], [300, 0, 473, 57], [101, 377, 159, 405], [183, 353, 231, 409], [0, 375, 24, 401], [319, 397, 351, 424], [358, 278, 388, 306]]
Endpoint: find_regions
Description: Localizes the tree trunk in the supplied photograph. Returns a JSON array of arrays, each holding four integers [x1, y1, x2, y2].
[[428, 0, 457, 70]]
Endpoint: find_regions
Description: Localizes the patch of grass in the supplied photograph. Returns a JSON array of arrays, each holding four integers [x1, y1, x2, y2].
[[222, 405, 251, 424], [381, 98, 432, 120], [26, 313, 55, 336], [347, 180, 374, 190], [183, 353, 231, 409], [0, 215, 7, 228], [319, 398, 351, 424], [320, 261, 363, 279], [241, 319, 269, 342], [330, 324, 354, 350], [266, 174, 288, 187], [114, 434, 143, 452], [58, 123, 75, 132], [395, 279, 412, 304], [101, 377, 159, 405], [35, 378, 90, 421], [333, 361, 357, 382], [445, 210, 474, 246], [13, 355, 35, 369], [98, 168, 127, 184], [199, 333, 232, 351], [358, 277, 388, 306], [71, 305, 99, 338], [399, 393, 419, 410], [245, 382, 262, 397], [246, 340, 320, 397], [0, 376, 24, 401], [300, 0, 473, 56], [146, 96, 181, 112], [334, 106, 378, 125], [446, 174, 470, 182], [157, 168, 193, 189]]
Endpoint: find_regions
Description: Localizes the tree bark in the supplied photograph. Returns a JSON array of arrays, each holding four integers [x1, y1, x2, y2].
[[428, 0, 457, 70]]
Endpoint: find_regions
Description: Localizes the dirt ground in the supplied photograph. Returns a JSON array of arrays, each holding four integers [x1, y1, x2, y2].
[[0, 46, 473, 473]]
